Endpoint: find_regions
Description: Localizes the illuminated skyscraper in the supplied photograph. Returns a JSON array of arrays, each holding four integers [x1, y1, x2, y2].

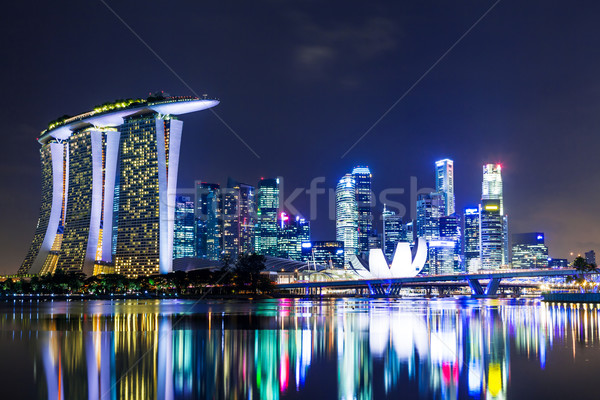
[[463, 207, 481, 273], [439, 214, 462, 273], [221, 178, 256, 260], [277, 213, 309, 261], [255, 178, 279, 256], [480, 199, 503, 270], [173, 196, 195, 259], [482, 163, 509, 265], [302, 241, 345, 269], [195, 182, 222, 261], [19, 96, 218, 276], [382, 205, 405, 260], [511, 233, 548, 269], [435, 159, 455, 216], [416, 192, 444, 240], [336, 173, 358, 266], [352, 166, 373, 256], [482, 164, 503, 213], [416, 192, 445, 274]]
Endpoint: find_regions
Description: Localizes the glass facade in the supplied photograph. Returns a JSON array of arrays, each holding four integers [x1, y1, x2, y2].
[[302, 241, 345, 269], [480, 199, 503, 270], [115, 115, 163, 277], [463, 207, 481, 273], [482, 164, 508, 266], [352, 166, 372, 256], [255, 178, 279, 256], [435, 159, 455, 216], [382, 205, 405, 260], [174, 196, 195, 259], [336, 174, 358, 266], [196, 182, 221, 261], [221, 179, 256, 260], [511, 232, 548, 269]]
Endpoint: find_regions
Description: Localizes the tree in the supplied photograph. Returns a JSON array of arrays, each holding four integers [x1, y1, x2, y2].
[[233, 253, 272, 294], [570, 257, 599, 293]]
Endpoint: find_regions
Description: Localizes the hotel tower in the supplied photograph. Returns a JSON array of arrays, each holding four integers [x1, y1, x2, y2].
[[18, 95, 219, 277]]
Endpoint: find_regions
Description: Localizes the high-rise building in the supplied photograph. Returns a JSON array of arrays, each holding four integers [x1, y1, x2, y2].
[[585, 250, 596, 266], [352, 166, 373, 256], [367, 232, 381, 250], [511, 233, 549, 269], [173, 196, 195, 259], [416, 192, 445, 274], [221, 178, 256, 260], [435, 159, 455, 216], [439, 214, 462, 273], [302, 241, 345, 269], [382, 205, 406, 260], [405, 221, 414, 244], [416, 192, 445, 240], [195, 182, 222, 261], [482, 164, 503, 214], [19, 96, 218, 277], [482, 163, 508, 265], [276, 213, 309, 261], [480, 199, 503, 270], [463, 207, 481, 273], [336, 173, 358, 266], [549, 258, 568, 268], [255, 178, 279, 256]]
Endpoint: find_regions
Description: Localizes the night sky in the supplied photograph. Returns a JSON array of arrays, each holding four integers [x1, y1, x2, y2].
[[1, 0, 599, 274]]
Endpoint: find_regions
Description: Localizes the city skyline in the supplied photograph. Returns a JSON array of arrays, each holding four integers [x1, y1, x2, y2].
[[2, 1, 600, 273]]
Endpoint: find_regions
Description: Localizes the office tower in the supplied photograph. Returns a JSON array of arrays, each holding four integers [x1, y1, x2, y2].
[[480, 199, 503, 270], [511, 233, 549, 269], [382, 205, 405, 260], [585, 250, 596, 266], [435, 159, 455, 216], [173, 196, 195, 259], [482, 164, 503, 213], [19, 96, 218, 277], [277, 213, 308, 261], [482, 163, 508, 265], [416, 192, 445, 240], [463, 207, 481, 273], [416, 192, 445, 274], [439, 214, 462, 273], [368, 232, 381, 250], [352, 166, 373, 256], [549, 258, 568, 268], [221, 178, 256, 260], [302, 241, 345, 269], [195, 182, 222, 261], [255, 178, 280, 256], [221, 187, 239, 260], [405, 221, 414, 244], [297, 217, 310, 248], [336, 173, 358, 266]]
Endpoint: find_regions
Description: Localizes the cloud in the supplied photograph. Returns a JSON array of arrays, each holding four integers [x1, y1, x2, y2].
[[291, 15, 399, 83]]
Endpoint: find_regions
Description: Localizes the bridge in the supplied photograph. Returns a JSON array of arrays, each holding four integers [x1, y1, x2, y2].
[[276, 268, 587, 297]]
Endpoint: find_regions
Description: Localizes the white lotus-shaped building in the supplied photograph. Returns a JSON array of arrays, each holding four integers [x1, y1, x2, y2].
[[348, 238, 427, 279]]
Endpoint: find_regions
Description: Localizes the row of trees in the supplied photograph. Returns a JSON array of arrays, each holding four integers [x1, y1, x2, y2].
[[0, 254, 274, 296]]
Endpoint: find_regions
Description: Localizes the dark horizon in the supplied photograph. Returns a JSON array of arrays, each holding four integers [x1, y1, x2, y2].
[[2, 0, 600, 274]]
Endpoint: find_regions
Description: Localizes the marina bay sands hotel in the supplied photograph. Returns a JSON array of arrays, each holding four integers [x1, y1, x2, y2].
[[18, 95, 219, 277]]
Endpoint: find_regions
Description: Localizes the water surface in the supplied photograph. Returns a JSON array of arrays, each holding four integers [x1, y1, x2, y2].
[[0, 297, 598, 399]]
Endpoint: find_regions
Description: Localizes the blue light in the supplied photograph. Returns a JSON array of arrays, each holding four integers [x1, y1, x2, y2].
[[301, 242, 312, 248], [537, 234, 544, 240], [336, 249, 344, 254]]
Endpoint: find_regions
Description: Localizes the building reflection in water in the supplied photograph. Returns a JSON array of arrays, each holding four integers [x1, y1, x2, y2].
[[5, 299, 599, 399]]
